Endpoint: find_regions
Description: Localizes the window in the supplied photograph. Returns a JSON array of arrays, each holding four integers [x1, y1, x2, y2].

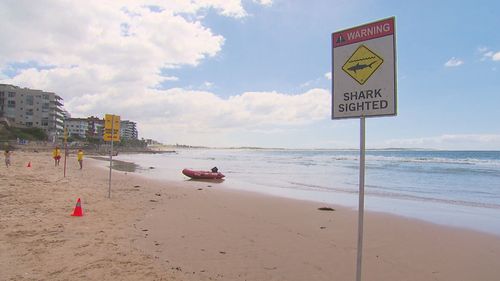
[[42, 118, 49, 126], [0, 91, 4, 97], [8, 92, 16, 98], [42, 94, 49, 100], [7, 100, 15, 108], [25, 122, 33, 127], [26, 109, 34, 116], [26, 96, 34, 105]]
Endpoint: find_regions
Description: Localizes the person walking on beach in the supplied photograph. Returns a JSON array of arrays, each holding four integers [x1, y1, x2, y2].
[[52, 146, 61, 166], [4, 150, 11, 167], [77, 149, 84, 169]]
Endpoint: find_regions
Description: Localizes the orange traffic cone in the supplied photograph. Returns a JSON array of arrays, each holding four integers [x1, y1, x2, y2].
[[71, 198, 83, 217], [27, 162, 31, 168]]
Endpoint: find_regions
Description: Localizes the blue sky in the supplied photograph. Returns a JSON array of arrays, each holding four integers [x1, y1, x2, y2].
[[1, 0, 499, 149]]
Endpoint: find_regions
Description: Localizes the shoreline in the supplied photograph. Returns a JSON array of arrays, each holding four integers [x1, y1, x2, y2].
[[98, 153, 500, 236], [2, 151, 500, 280]]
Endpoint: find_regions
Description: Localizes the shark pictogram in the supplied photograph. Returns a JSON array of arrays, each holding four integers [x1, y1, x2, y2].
[[342, 45, 383, 85], [347, 61, 376, 73]]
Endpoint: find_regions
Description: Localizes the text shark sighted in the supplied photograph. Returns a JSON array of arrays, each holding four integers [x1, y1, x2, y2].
[[338, 88, 388, 113]]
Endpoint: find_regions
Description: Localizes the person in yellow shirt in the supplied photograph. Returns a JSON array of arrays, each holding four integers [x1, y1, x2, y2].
[[52, 146, 61, 166], [77, 149, 84, 169]]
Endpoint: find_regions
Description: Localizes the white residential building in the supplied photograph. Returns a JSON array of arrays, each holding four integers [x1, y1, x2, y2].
[[0, 84, 65, 141], [120, 120, 138, 140]]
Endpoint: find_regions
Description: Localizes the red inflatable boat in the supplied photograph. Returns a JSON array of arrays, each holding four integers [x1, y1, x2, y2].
[[182, 168, 225, 179]]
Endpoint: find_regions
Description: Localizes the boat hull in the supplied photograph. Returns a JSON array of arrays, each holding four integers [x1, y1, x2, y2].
[[182, 168, 225, 179]]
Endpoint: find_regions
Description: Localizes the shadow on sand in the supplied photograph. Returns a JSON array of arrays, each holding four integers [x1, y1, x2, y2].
[[185, 178, 225, 184]]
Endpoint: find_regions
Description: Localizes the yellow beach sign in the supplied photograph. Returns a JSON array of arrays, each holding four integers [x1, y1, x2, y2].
[[104, 114, 120, 142]]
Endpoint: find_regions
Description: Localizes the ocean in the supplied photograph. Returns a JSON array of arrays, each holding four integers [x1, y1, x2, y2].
[[113, 149, 500, 235]]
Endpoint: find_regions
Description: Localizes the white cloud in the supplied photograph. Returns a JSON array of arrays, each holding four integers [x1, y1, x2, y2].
[[62, 87, 329, 145], [253, 0, 273, 6], [120, 88, 330, 131], [0, 1, 330, 146], [482, 51, 494, 61], [492, 52, 500, 61], [0, 0, 251, 67], [300, 73, 331, 88], [163, 76, 179, 82], [204, 81, 214, 87], [0, 1, 226, 84], [444, 57, 464, 67], [0, 1, 228, 97], [192, 0, 247, 18], [477, 46, 489, 53], [299, 81, 312, 88], [478, 47, 500, 62]]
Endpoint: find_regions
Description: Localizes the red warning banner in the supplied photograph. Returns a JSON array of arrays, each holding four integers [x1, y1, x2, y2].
[[333, 18, 394, 48]]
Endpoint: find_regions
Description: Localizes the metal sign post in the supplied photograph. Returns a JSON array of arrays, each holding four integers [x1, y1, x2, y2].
[[356, 116, 366, 281], [331, 17, 397, 281]]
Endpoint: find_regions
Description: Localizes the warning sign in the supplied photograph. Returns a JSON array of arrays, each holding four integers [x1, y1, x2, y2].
[[342, 45, 383, 85], [104, 114, 120, 142], [332, 17, 397, 119]]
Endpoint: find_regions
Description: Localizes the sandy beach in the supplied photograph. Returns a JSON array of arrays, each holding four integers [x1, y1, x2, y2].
[[1, 151, 500, 281]]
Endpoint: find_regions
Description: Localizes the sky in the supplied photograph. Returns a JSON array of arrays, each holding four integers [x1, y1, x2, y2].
[[1, 0, 499, 149]]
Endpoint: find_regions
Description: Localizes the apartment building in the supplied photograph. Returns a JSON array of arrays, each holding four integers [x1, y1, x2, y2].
[[120, 120, 138, 140], [86, 116, 104, 140], [0, 84, 65, 141], [64, 117, 138, 141], [65, 118, 89, 139]]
